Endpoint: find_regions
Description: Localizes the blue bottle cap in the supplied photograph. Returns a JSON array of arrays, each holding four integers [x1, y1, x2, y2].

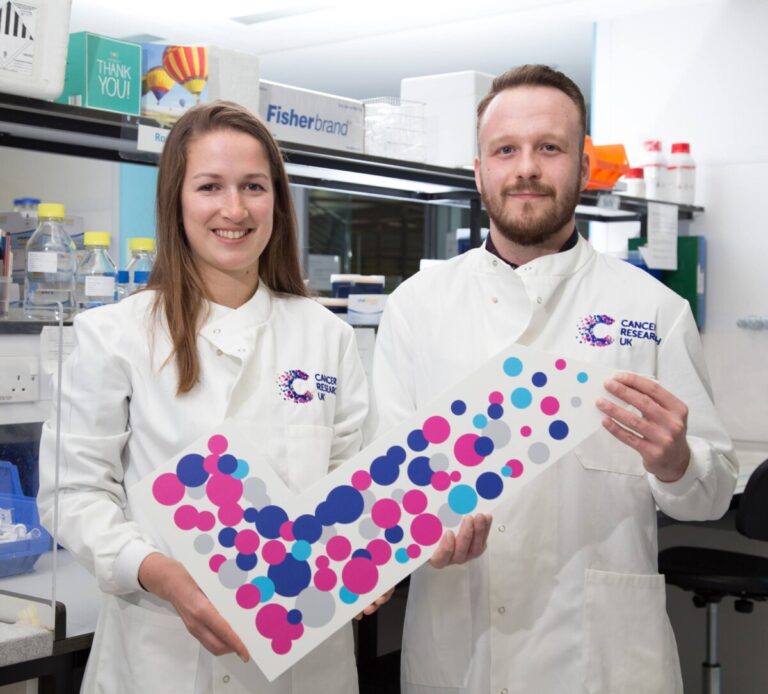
[[117, 270, 129, 283]]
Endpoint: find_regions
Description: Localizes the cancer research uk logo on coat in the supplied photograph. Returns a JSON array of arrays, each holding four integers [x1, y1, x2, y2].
[[576, 315, 663, 348], [277, 370, 338, 404]]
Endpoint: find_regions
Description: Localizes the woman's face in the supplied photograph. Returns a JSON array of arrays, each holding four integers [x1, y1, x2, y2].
[[181, 128, 275, 304]]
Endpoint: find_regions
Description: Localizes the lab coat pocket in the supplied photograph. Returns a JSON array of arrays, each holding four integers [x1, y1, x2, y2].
[[582, 569, 682, 694], [286, 424, 333, 493], [575, 428, 645, 477]]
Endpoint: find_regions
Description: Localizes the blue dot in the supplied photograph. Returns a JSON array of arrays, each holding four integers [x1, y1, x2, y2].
[[549, 420, 570, 440], [251, 576, 274, 602], [487, 403, 504, 420], [503, 357, 523, 377], [473, 414, 488, 429], [232, 459, 250, 480], [531, 372, 548, 387], [176, 453, 208, 487], [577, 372, 588, 383], [474, 436, 494, 457], [448, 485, 478, 514], [476, 472, 503, 500], [370, 455, 400, 486], [511, 387, 533, 409], [218, 527, 237, 547], [287, 609, 303, 625], [243, 507, 258, 523], [407, 456, 433, 486], [385, 525, 404, 543], [451, 400, 467, 415], [352, 549, 372, 560], [217, 454, 238, 475], [293, 514, 322, 543], [395, 548, 409, 564], [236, 552, 258, 571], [387, 446, 407, 465], [291, 540, 311, 561], [501, 466, 512, 477], [268, 556, 311, 597], [316, 486, 364, 525], [407, 429, 429, 452], [255, 505, 288, 538], [340, 587, 359, 604]]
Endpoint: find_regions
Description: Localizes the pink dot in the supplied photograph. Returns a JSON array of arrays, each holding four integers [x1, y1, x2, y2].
[[450, 471, 462, 482], [218, 503, 244, 527], [351, 470, 372, 490], [406, 544, 422, 559], [197, 511, 216, 532], [403, 490, 428, 515], [520, 426, 532, 437], [555, 358, 567, 370], [235, 583, 261, 609], [454, 433, 483, 467], [342, 557, 379, 595], [203, 455, 219, 475], [367, 539, 392, 566], [279, 521, 295, 542], [256, 603, 285, 637], [153, 473, 185, 506], [209, 554, 226, 572], [540, 396, 560, 416], [314, 567, 337, 591], [315, 556, 330, 569], [431, 471, 451, 491], [371, 498, 402, 529], [326, 535, 352, 561], [410, 513, 443, 546], [422, 416, 451, 444], [208, 435, 228, 454], [174, 505, 198, 531], [206, 474, 243, 507], [262, 540, 287, 565], [235, 529, 260, 554], [507, 459, 524, 478], [489, 391, 504, 405]]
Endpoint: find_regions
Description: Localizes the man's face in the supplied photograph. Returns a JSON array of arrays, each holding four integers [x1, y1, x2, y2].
[[474, 85, 589, 247]]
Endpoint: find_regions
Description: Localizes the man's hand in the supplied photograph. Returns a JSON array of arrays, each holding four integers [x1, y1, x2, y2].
[[138, 552, 250, 662], [597, 372, 691, 483], [429, 514, 492, 569], [354, 588, 395, 620]]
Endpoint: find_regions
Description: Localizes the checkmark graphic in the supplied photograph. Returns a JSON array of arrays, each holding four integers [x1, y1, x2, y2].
[[133, 344, 615, 681]]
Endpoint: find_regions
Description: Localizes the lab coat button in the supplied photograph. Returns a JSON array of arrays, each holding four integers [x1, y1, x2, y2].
[[237, 348, 246, 354], [492, 259, 498, 267], [213, 328, 221, 335], [497, 606, 506, 614], [536, 296, 543, 304], [491, 297, 499, 304], [222, 675, 230, 683], [498, 524, 506, 533], [216, 349, 223, 356], [501, 689, 509, 694]]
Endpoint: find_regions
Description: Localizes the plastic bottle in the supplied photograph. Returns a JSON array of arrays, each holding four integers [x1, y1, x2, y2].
[[125, 237, 155, 293], [23, 203, 76, 320], [116, 270, 131, 301], [668, 142, 696, 206], [620, 168, 645, 198], [75, 231, 117, 310], [640, 140, 667, 201], [13, 197, 41, 228], [132, 270, 150, 293]]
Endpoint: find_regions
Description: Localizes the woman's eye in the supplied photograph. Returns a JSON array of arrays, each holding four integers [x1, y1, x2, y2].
[[246, 182, 265, 192], [197, 183, 216, 192]]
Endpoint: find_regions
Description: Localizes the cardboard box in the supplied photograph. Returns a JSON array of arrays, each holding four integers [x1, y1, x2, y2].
[[259, 80, 364, 153], [400, 71, 494, 168], [57, 32, 141, 115]]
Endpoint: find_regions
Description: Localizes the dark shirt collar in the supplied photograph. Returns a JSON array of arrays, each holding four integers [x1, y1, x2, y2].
[[485, 228, 580, 269]]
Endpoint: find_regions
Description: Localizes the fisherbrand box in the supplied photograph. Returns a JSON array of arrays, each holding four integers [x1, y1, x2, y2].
[[56, 32, 141, 116], [259, 80, 364, 153]]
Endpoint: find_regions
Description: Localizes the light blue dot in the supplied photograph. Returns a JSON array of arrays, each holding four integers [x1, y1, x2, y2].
[[501, 466, 512, 477], [395, 548, 409, 563], [503, 357, 523, 377], [340, 587, 358, 604], [232, 458, 250, 480], [291, 540, 311, 561], [251, 576, 275, 603], [511, 387, 533, 409], [473, 414, 488, 429], [448, 484, 478, 515], [577, 372, 588, 383]]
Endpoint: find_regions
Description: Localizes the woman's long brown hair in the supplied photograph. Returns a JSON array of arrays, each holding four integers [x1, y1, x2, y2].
[[149, 100, 308, 395]]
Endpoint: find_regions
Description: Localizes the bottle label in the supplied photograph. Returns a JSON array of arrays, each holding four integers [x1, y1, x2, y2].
[[85, 275, 116, 297], [27, 251, 58, 273]]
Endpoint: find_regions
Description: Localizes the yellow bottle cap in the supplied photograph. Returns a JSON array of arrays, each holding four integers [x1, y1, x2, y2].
[[128, 237, 156, 252], [37, 203, 66, 219], [83, 231, 111, 247]]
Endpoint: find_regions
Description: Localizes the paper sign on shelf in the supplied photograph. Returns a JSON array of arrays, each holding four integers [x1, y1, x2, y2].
[[639, 202, 679, 270], [131, 343, 618, 681]]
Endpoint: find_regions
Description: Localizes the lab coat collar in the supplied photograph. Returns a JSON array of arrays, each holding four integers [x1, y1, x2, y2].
[[476, 232, 594, 278], [199, 282, 273, 342]]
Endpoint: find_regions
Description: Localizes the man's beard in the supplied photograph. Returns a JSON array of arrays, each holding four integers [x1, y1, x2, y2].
[[481, 175, 582, 247]]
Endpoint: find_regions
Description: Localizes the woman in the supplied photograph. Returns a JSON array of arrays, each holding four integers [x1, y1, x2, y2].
[[38, 101, 369, 693]]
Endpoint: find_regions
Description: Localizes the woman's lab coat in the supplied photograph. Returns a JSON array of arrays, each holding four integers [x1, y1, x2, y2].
[[38, 286, 368, 694], [369, 236, 737, 694]]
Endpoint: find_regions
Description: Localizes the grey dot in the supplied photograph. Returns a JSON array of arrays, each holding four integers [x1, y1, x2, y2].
[[483, 420, 511, 449], [390, 488, 405, 503], [194, 534, 214, 554], [319, 525, 337, 543], [429, 453, 450, 472], [361, 490, 376, 513], [571, 396, 582, 408], [186, 484, 207, 500], [528, 442, 551, 465], [218, 559, 248, 589], [295, 587, 336, 628], [359, 517, 380, 540], [243, 477, 266, 499], [437, 503, 462, 528]]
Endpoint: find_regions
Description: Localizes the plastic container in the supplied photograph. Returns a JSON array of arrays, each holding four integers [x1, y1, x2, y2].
[[584, 136, 629, 190], [23, 203, 76, 320], [363, 97, 426, 162], [620, 168, 646, 198], [640, 139, 668, 200], [116, 270, 131, 300], [330, 274, 359, 299], [348, 275, 385, 295], [668, 142, 696, 206], [132, 270, 150, 293], [126, 237, 155, 292], [75, 231, 117, 310], [12, 197, 41, 227], [316, 297, 348, 318]]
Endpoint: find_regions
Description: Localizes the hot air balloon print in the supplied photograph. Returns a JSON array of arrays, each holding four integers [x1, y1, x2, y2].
[[144, 66, 176, 103], [162, 46, 208, 102]]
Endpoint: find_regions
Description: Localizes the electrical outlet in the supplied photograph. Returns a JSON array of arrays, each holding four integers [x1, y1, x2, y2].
[[0, 355, 40, 403]]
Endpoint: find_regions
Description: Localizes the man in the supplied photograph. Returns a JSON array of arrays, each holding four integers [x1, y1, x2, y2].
[[367, 65, 737, 694]]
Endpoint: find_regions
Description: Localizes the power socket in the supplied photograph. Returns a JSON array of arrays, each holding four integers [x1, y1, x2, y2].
[[0, 355, 40, 403]]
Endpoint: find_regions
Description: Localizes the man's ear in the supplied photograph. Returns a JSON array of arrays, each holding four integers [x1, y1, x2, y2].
[[580, 151, 591, 190]]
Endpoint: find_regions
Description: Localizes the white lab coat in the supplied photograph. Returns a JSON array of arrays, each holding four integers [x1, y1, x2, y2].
[[368, 237, 737, 694], [38, 285, 368, 694]]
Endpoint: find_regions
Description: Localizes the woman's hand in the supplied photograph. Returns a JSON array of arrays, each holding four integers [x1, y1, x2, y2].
[[429, 514, 492, 569], [138, 552, 250, 662]]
